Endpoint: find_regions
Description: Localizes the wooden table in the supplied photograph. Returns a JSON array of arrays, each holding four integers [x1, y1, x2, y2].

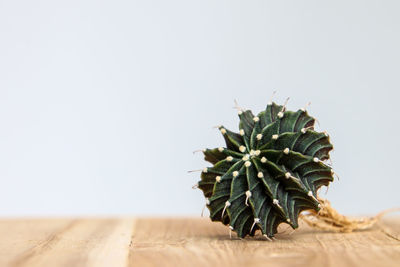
[[0, 217, 398, 267]]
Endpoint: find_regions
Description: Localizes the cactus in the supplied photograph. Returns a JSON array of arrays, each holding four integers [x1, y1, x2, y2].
[[195, 101, 334, 239]]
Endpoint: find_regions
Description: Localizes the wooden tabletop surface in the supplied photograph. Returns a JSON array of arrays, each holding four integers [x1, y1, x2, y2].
[[0, 217, 398, 267]]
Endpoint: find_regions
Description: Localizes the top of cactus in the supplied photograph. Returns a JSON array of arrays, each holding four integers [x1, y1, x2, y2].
[[195, 101, 334, 238]]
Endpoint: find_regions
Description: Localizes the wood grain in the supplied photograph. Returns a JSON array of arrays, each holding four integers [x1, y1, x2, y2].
[[0, 217, 398, 267]]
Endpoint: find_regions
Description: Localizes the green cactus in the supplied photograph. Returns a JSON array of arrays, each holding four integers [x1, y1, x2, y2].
[[195, 101, 334, 239]]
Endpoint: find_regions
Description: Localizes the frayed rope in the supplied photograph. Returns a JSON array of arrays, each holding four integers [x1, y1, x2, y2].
[[300, 198, 400, 233]]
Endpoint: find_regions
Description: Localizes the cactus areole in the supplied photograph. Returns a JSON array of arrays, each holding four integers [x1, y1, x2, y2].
[[195, 101, 334, 238]]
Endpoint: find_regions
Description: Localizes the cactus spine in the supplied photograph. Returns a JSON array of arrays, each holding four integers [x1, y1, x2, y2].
[[196, 101, 334, 238]]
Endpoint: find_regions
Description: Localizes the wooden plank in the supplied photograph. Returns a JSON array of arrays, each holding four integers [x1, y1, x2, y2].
[[0, 218, 134, 267], [85, 218, 135, 267], [0, 218, 76, 267], [0, 217, 398, 267], [128, 217, 400, 267]]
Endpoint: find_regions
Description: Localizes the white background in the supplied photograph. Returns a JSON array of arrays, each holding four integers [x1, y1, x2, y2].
[[0, 1, 399, 216]]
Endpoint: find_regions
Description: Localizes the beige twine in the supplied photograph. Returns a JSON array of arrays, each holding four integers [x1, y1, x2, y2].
[[299, 198, 400, 233]]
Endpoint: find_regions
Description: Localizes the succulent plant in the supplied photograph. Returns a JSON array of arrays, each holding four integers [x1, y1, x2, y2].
[[195, 101, 334, 239]]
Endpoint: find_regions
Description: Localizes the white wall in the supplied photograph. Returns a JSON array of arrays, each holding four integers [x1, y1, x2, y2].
[[0, 0, 399, 216]]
